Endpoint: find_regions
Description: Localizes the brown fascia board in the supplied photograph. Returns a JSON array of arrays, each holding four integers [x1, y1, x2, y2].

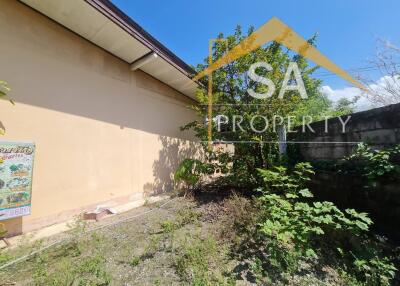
[[84, 0, 196, 79]]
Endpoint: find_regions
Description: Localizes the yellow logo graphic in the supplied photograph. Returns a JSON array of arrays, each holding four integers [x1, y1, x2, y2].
[[191, 17, 367, 146]]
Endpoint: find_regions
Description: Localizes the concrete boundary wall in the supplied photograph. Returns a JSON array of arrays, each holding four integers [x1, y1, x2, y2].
[[291, 102, 400, 161], [290, 103, 400, 240]]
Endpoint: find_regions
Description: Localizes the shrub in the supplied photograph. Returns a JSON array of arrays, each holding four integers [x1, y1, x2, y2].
[[339, 143, 400, 187], [255, 162, 396, 284], [174, 159, 214, 195]]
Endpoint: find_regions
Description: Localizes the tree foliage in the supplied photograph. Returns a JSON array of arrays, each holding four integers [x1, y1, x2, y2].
[[175, 26, 398, 285], [182, 26, 347, 187]]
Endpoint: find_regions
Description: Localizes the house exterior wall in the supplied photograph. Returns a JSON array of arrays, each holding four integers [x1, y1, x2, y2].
[[0, 1, 199, 235]]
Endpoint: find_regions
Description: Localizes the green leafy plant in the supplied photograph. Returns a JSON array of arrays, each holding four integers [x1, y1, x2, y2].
[[352, 253, 397, 285], [181, 28, 347, 189], [339, 143, 400, 187], [174, 159, 214, 196], [255, 162, 396, 283]]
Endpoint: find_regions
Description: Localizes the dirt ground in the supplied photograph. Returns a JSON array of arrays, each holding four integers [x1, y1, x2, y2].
[[0, 195, 242, 285], [1, 192, 398, 286]]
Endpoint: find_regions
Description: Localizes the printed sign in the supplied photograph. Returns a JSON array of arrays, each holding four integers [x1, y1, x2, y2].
[[0, 142, 35, 221]]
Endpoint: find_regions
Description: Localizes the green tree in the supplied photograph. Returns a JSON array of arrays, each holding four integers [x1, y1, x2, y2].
[[182, 26, 334, 187], [333, 97, 356, 115]]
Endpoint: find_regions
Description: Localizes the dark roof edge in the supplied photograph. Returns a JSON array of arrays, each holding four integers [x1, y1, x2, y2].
[[84, 0, 196, 78]]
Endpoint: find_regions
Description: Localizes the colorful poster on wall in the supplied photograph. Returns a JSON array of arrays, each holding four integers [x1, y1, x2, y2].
[[0, 142, 35, 221]]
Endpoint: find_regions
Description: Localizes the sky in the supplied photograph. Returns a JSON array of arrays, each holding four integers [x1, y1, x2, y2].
[[112, 0, 400, 109]]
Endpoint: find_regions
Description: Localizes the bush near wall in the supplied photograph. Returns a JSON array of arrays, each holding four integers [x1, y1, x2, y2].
[[309, 144, 400, 241]]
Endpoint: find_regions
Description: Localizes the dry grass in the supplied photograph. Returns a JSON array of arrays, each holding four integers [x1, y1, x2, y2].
[[1, 193, 396, 285], [0, 197, 237, 285]]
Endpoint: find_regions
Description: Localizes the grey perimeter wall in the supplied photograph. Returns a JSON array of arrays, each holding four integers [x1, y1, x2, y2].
[[290, 102, 400, 161], [290, 103, 400, 240]]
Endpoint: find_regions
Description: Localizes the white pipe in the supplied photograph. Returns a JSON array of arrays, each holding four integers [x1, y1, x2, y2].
[[130, 52, 158, 71]]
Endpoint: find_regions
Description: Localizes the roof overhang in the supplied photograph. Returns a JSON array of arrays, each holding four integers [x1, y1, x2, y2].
[[19, 0, 199, 99]]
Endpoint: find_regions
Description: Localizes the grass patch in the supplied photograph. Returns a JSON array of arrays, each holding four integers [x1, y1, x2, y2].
[[0, 195, 398, 285], [129, 256, 141, 267], [174, 234, 233, 285]]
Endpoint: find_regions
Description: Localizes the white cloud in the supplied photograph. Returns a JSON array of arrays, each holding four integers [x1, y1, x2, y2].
[[320, 85, 372, 112], [321, 75, 400, 112]]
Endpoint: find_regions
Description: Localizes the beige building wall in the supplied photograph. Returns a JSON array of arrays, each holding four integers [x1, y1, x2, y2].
[[0, 1, 199, 235]]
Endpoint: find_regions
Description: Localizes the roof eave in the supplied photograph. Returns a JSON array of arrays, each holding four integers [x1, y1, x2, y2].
[[84, 0, 196, 78]]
